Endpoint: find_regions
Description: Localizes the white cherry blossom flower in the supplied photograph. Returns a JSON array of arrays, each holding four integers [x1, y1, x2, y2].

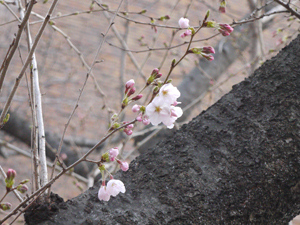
[[178, 17, 189, 28], [106, 179, 126, 197], [146, 97, 171, 126], [158, 83, 180, 105], [98, 185, 110, 201]]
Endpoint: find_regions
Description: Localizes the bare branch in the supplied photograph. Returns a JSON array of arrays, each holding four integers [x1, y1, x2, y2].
[[0, 0, 61, 127], [274, 0, 300, 19], [0, 0, 35, 92]]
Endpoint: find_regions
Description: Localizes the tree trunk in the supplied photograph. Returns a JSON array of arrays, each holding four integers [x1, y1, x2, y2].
[[24, 34, 300, 225]]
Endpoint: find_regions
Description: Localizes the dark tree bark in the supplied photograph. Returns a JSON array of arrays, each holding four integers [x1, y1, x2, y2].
[[24, 34, 300, 225]]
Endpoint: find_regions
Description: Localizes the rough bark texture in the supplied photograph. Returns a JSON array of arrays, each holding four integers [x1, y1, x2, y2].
[[24, 34, 300, 224]]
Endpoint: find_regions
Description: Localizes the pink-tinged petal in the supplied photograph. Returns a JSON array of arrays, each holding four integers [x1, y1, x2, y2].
[[120, 161, 129, 171], [178, 17, 190, 28], [132, 104, 141, 113], [109, 148, 119, 161], [107, 179, 126, 197], [98, 185, 111, 201]]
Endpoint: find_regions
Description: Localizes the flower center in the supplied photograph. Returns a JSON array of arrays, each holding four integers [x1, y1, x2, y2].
[[155, 106, 161, 113], [162, 90, 168, 96]]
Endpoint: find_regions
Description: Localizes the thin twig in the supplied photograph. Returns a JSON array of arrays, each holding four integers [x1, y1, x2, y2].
[[0, 0, 60, 127], [30, 11, 109, 111], [273, 0, 300, 19], [0, 0, 35, 92], [48, 0, 126, 193]]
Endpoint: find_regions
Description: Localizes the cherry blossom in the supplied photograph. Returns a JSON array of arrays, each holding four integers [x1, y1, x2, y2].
[[178, 17, 189, 28], [164, 105, 183, 129], [146, 97, 172, 126], [98, 185, 111, 201], [106, 179, 126, 197], [158, 83, 180, 104]]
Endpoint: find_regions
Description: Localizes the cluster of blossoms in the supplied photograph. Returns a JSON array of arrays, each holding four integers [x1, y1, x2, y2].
[[1, 169, 29, 211], [146, 83, 183, 129], [98, 178, 126, 201], [98, 147, 128, 201], [97, 12, 234, 202]]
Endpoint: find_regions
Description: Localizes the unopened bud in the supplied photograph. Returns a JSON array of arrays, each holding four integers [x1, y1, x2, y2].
[[20, 179, 30, 185], [125, 79, 135, 94], [219, 0, 226, 13], [132, 104, 141, 112], [102, 152, 110, 162], [171, 59, 176, 67], [6, 169, 16, 180], [17, 184, 28, 194], [119, 161, 129, 172], [205, 21, 217, 28], [205, 10, 210, 20], [0, 202, 12, 211], [201, 53, 214, 61], [127, 87, 136, 97], [109, 148, 119, 161], [5, 169, 16, 189], [132, 94, 143, 101]]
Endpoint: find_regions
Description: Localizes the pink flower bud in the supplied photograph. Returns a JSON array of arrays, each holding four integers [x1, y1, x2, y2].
[[126, 124, 134, 129], [202, 53, 214, 61], [132, 94, 143, 101], [180, 29, 192, 38], [202, 46, 215, 54], [132, 104, 141, 113], [124, 129, 133, 136], [127, 87, 136, 97], [218, 24, 233, 36], [5, 169, 16, 189], [151, 68, 159, 76], [142, 118, 150, 125], [156, 73, 162, 79], [125, 79, 135, 89], [125, 79, 135, 94], [178, 17, 189, 28], [6, 169, 16, 181], [120, 161, 129, 171], [219, 6, 226, 13], [219, 0, 226, 13], [136, 113, 143, 122], [109, 147, 119, 162]]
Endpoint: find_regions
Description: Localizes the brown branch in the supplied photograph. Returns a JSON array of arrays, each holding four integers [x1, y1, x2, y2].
[[274, 0, 300, 19]]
